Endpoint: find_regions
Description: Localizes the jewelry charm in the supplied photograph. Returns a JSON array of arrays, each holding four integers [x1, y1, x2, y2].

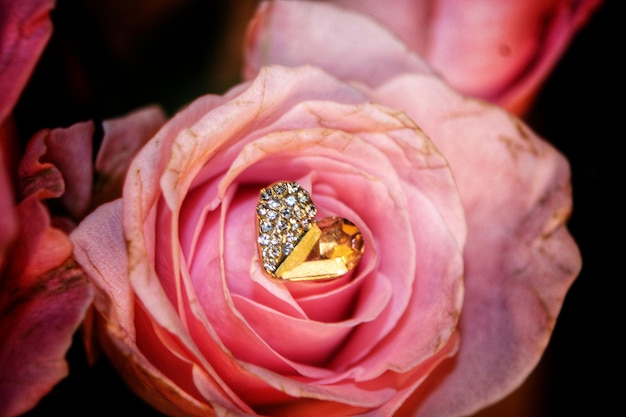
[[256, 181, 364, 281]]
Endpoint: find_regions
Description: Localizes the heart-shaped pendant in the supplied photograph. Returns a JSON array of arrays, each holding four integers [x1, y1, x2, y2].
[[256, 181, 364, 281]]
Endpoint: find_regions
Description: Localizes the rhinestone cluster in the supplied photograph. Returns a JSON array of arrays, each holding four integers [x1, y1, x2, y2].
[[256, 181, 317, 275]]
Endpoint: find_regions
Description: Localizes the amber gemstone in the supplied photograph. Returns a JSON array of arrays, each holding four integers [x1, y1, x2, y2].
[[274, 217, 364, 281]]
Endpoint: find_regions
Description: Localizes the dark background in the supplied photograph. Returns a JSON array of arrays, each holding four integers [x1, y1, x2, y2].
[[15, 0, 621, 415]]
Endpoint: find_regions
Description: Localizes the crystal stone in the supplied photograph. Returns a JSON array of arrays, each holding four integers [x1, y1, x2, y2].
[[256, 181, 316, 275]]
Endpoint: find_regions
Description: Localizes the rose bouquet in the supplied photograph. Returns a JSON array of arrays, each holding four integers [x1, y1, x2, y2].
[[0, 0, 602, 416]]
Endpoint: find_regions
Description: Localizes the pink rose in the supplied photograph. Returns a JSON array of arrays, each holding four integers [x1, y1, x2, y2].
[[321, 0, 602, 115], [70, 3, 580, 416]]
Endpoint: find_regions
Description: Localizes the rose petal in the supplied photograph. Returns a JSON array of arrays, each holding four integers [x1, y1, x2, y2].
[[423, 0, 603, 113], [151, 70, 463, 410], [0, 258, 92, 417], [15, 106, 167, 223], [216, 129, 415, 346], [0, 3, 93, 406], [72, 200, 248, 415], [93, 105, 167, 207], [244, 0, 434, 86], [70, 201, 133, 329], [325, 0, 602, 114], [211, 93, 465, 377], [322, 0, 432, 54]]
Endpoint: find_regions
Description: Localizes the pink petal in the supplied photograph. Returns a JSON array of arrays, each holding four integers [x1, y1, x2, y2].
[[71, 201, 225, 414], [245, 3, 580, 409], [121, 95, 232, 342], [207, 88, 464, 377], [323, 0, 432, 53], [100, 307, 219, 417], [177, 68, 464, 405], [72, 201, 253, 415], [94, 105, 166, 207], [0, 3, 95, 403], [243, 0, 434, 86], [70, 201, 133, 330], [425, 0, 603, 114], [72, 65, 469, 413], [16, 105, 166, 225]]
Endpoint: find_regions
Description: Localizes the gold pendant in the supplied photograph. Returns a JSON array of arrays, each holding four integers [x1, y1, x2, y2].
[[256, 181, 364, 281]]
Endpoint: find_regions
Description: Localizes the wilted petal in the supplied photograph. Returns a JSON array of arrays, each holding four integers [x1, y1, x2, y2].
[[0, 0, 55, 266], [0, 195, 93, 417], [17, 106, 166, 223], [19, 122, 94, 220]]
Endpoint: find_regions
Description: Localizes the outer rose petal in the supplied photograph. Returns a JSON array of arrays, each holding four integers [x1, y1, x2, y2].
[[93, 105, 167, 208], [71, 201, 217, 417], [72, 94, 256, 415], [249, 0, 602, 114], [243, 0, 434, 86], [245, 2, 580, 415]]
